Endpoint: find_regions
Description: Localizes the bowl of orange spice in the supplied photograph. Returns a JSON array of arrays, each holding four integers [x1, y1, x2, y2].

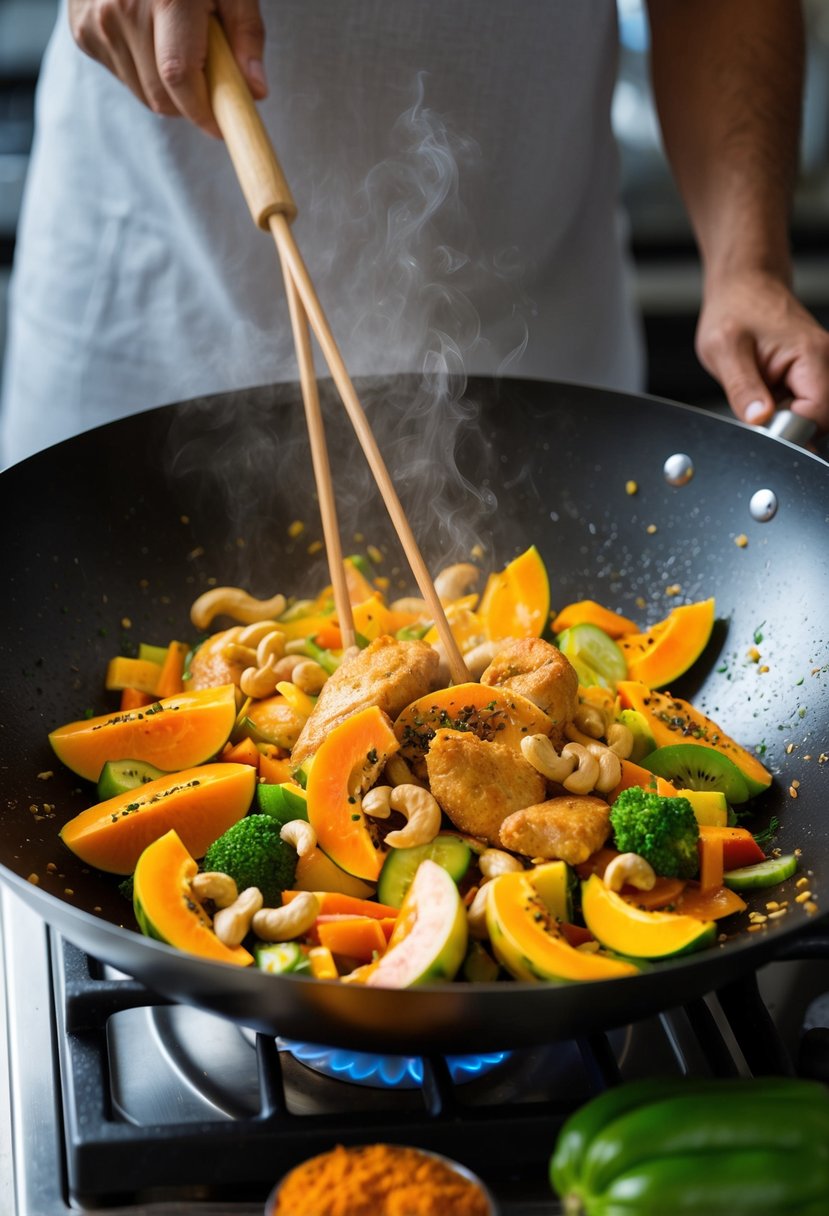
[[267, 1143, 498, 1216]]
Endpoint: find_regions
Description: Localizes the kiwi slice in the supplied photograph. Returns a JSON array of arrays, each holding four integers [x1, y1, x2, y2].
[[640, 743, 751, 805]]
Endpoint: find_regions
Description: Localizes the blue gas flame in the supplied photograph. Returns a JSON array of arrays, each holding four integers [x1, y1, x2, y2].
[[282, 1040, 510, 1089]]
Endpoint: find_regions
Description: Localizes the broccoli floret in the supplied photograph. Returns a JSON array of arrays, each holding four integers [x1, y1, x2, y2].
[[202, 814, 297, 907], [609, 787, 700, 879]]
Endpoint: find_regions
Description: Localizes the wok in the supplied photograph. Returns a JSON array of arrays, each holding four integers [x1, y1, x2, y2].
[[1, 375, 827, 1053]]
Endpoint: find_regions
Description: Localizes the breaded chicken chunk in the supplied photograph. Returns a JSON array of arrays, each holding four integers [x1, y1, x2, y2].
[[425, 728, 547, 846], [291, 635, 439, 767], [480, 637, 578, 746], [189, 628, 246, 690], [499, 795, 610, 864]]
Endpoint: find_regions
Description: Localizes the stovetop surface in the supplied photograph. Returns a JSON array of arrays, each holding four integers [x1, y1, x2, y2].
[[3, 881, 829, 1216]]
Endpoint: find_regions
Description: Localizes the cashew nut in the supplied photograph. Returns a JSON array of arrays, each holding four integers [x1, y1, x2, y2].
[[384, 785, 442, 848], [390, 596, 429, 615], [565, 721, 605, 750], [252, 891, 320, 942], [573, 702, 608, 740], [463, 640, 502, 680], [271, 654, 305, 682], [521, 733, 577, 783], [238, 620, 284, 649], [435, 562, 480, 604], [240, 653, 281, 699], [466, 885, 491, 939], [384, 754, 425, 789], [190, 871, 238, 909], [604, 852, 657, 893], [190, 587, 287, 630], [292, 660, 327, 695], [479, 848, 524, 880], [561, 743, 600, 795], [592, 746, 622, 795], [362, 785, 393, 819], [213, 887, 264, 946], [606, 722, 634, 759], [280, 819, 317, 859]]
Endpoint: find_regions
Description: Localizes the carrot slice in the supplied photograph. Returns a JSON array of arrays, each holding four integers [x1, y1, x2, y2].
[[120, 687, 156, 710], [155, 641, 189, 699], [676, 883, 747, 920], [698, 825, 765, 869], [258, 752, 294, 784], [621, 876, 686, 910], [314, 916, 387, 961], [283, 890, 399, 920], [699, 831, 724, 892], [221, 737, 261, 769]]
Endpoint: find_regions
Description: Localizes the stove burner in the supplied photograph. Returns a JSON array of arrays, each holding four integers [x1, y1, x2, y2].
[[282, 1039, 510, 1089]]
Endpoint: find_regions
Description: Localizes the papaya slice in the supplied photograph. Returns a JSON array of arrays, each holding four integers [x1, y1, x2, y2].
[[49, 684, 238, 782], [617, 680, 772, 797], [133, 829, 253, 966], [478, 545, 550, 640], [293, 847, 376, 900], [675, 882, 747, 921], [60, 762, 256, 874], [608, 757, 679, 802], [394, 682, 553, 764], [305, 705, 400, 883], [486, 870, 639, 982], [618, 599, 715, 688], [581, 873, 716, 959], [551, 600, 639, 639]]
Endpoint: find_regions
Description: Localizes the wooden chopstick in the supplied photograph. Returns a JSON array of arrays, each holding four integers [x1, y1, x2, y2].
[[278, 250, 357, 650], [205, 17, 469, 683]]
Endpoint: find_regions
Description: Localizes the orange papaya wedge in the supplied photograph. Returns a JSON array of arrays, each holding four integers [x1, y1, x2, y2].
[[49, 684, 238, 782], [618, 599, 715, 688], [551, 600, 639, 638], [60, 762, 256, 874], [305, 705, 400, 883], [133, 829, 253, 966], [478, 546, 550, 640], [617, 681, 772, 797], [394, 682, 553, 763]]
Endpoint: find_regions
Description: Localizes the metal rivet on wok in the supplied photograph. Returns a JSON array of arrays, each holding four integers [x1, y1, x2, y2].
[[749, 489, 779, 522], [663, 453, 694, 486]]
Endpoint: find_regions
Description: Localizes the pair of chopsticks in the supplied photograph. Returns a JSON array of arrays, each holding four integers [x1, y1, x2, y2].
[[205, 19, 469, 683]]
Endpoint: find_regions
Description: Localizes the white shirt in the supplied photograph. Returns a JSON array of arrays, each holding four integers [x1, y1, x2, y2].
[[0, 0, 643, 466]]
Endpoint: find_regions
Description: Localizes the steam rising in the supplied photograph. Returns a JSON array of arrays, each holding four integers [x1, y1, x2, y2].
[[170, 74, 532, 590]]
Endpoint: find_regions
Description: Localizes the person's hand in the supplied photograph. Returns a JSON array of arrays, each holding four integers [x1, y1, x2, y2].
[[68, 0, 267, 138], [696, 271, 829, 433]]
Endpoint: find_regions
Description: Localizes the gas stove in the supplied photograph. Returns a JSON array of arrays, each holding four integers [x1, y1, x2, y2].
[[2, 882, 829, 1216]]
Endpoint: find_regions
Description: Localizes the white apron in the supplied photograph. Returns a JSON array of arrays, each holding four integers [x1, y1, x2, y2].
[[0, 0, 643, 466]]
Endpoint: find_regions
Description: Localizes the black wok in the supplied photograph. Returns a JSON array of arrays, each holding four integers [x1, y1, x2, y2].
[[1, 376, 828, 1053]]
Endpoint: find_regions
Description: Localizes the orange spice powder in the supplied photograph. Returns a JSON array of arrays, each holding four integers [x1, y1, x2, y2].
[[271, 1144, 492, 1216]]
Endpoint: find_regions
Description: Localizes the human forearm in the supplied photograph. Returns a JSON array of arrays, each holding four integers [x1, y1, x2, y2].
[[645, 0, 804, 286]]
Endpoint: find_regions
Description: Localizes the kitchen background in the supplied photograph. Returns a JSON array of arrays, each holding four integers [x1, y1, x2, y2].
[[2, 0, 829, 411]]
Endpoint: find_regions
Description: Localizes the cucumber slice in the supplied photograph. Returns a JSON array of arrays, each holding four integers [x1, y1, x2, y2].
[[377, 833, 472, 909], [97, 758, 166, 801], [724, 854, 798, 891], [556, 623, 627, 688], [256, 782, 309, 824], [616, 709, 657, 763], [254, 941, 310, 975], [641, 742, 751, 805]]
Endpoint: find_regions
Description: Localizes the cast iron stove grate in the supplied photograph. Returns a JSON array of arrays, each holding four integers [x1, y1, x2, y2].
[[48, 927, 829, 1212]]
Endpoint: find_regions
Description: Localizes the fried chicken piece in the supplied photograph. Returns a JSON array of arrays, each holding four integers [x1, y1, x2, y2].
[[291, 635, 439, 768], [425, 728, 546, 846], [480, 637, 578, 746], [188, 628, 246, 691], [499, 796, 611, 864]]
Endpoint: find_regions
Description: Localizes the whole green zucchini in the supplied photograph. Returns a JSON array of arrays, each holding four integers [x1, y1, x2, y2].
[[550, 1076, 829, 1215]]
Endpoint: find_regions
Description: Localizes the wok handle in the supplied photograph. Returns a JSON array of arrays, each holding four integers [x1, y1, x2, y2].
[[205, 16, 297, 228], [763, 408, 818, 448]]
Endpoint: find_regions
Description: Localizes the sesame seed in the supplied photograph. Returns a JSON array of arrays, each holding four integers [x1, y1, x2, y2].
[[786, 743, 795, 754], [796, 876, 810, 888], [646, 524, 658, 535], [734, 534, 749, 548], [796, 891, 813, 904], [789, 785, 799, 799], [625, 480, 638, 495], [37, 771, 53, 780], [767, 909, 788, 920], [805, 901, 819, 915], [748, 923, 766, 932], [747, 646, 761, 663], [27, 873, 39, 885]]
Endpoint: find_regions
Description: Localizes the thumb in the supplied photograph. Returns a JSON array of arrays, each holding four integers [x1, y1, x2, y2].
[[698, 329, 775, 426], [217, 0, 268, 98]]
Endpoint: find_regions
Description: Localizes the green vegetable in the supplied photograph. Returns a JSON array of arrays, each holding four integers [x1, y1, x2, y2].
[[202, 814, 296, 908], [97, 758, 166, 802], [304, 638, 342, 675], [641, 742, 750, 805], [551, 1076, 829, 1215], [724, 854, 798, 891], [556, 623, 627, 688], [254, 940, 310, 975], [256, 781, 309, 824], [376, 833, 472, 909], [462, 940, 500, 983], [609, 787, 700, 879]]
